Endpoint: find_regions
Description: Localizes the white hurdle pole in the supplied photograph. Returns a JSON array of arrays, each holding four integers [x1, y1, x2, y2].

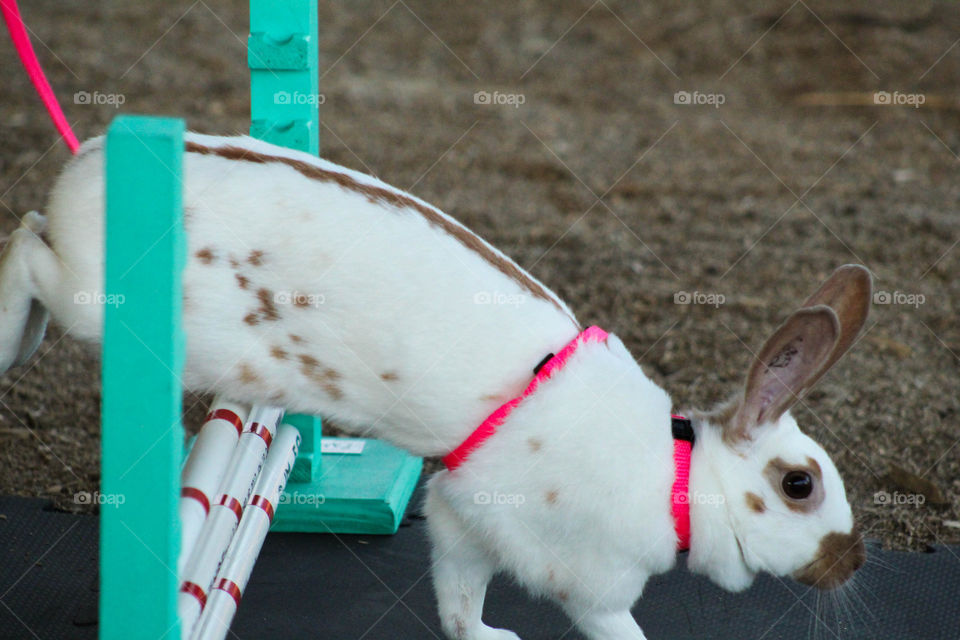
[[179, 399, 250, 575], [178, 405, 285, 635], [191, 424, 301, 640]]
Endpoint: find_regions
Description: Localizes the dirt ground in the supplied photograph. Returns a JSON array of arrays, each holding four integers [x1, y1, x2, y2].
[[0, 0, 958, 552]]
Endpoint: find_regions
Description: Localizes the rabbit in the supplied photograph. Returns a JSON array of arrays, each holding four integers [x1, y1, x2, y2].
[[0, 132, 869, 640]]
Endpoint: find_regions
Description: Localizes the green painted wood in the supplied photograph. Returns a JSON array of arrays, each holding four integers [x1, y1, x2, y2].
[[249, 0, 421, 532], [250, 0, 322, 470], [271, 438, 423, 534], [249, 0, 319, 155], [100, 116, 185, 640]]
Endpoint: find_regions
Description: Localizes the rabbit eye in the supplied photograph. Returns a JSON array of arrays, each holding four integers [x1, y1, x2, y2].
[[782, 471, 813, 499]]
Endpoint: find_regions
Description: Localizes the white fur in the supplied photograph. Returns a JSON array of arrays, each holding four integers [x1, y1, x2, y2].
[[0, 134, 862, 639]]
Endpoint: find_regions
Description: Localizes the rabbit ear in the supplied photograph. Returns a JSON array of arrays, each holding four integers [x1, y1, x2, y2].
[[798, 264, 872, 390], [730, 305, 840, 441]]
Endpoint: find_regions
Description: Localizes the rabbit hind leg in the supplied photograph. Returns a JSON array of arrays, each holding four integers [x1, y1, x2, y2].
[[0, 212, 71, 372]]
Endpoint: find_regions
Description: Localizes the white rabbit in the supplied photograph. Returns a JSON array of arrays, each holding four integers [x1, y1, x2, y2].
[[0, 133, 868, 640]]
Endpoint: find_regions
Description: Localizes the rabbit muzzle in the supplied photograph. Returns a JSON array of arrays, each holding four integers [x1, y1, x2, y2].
[[792, 528, 866, 590]]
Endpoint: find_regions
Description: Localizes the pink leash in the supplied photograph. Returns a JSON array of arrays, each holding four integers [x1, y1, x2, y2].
[[2, 0, 79, 154]]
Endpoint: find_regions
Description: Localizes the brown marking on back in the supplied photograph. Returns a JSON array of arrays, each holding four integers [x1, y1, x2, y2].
[[545, 489, 559, 505], [229, 256, 241, 269], [244, 312, 260, 326], [184, 141, 575, 322], [480, 393, 500, 402], [690, 394, 745, 446], [247, 250, 265, 266], [289, 334, 305, 344], [297, 354, 344, 399], [745, 492, 766, 514], [793, 529, 866, 590], [293, 293, 312, 308], [380, 371, 399, 382], [235, 273, 250, 290], [195, 247, 215, 264], [256, 288, 280, 321], [270, 345, 288, 361], [556, 590, 569, 602], [528, 437, 543, 453], [238, 362, 258, 384], [764, 456, 825, 513]]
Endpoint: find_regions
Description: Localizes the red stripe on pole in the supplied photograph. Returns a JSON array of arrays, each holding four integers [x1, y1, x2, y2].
[[216, 494, 243, 522], [247, 422, 273, 448], [249, 494, 275, 521], [205, 408, 244, 437], [180, 581, 207, 609], [180, 486, 210, 515], [214, 578, 243, 608]]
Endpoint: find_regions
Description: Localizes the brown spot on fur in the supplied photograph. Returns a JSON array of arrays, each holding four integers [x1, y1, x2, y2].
[[528, 438, 543, 453], [270, 346, 288, 360], [293, 293, 312, 308], [380, 371, 399, 381], [452, 616, 467, 639], [764, 456, 825, 513], [184, 141, 577, 324], [289, 334, 305, 344], [229, 256, 241, 269], [745, 492, 766, 513], [557, 590, 569, 602], [238, 363, 258, 384], [247, 249, 265, 266], [545, 489, 559, 505], [235, 273, 250, 290], [256, 288, 280, 321], [195, 247, 215, 264], [793, 529, 866, 590], [298, 354, 343, 399], [480, 393, 500, 402], [244, 312, 259, 326], [547, 568, 555, 582], [691, 394, 746, 446]]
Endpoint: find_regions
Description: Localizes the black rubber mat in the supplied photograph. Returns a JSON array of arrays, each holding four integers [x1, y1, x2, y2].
[[1, 492, 959, 639]]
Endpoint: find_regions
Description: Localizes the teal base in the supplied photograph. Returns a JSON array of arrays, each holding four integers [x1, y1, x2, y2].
[[272, 437, 423, 534]]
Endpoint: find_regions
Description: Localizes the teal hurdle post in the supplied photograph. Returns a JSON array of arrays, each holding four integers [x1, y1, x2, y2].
[[249, 0, 319, 154], [249, 0, 321, 482], [100, 117, 186, 640], [248, 0, 422, 533]]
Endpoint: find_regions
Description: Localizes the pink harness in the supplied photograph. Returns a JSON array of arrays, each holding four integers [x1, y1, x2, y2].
[[443, 326, 693, 552]]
